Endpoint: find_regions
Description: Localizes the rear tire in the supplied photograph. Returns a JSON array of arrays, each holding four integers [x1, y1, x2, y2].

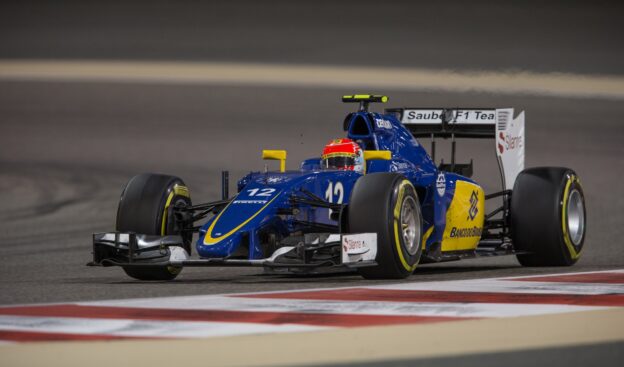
[[511, 167, 586, 266], [349, 173, 423, 279], [116, 173, 192, 280]]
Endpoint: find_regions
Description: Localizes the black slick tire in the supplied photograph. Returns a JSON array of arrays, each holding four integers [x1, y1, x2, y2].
[[511, 167, 586, 266], [348, 173, 423, 279], [116, 173, 192, 280]]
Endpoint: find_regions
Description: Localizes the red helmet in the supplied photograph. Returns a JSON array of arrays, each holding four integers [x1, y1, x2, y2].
[[321, 138, 364, 172]]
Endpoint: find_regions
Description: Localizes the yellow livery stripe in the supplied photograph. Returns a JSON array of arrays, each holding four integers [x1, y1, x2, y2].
[[204, 192, 281, 245]]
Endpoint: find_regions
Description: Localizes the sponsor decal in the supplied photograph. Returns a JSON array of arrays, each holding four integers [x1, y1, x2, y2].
[[403, 109, 496, 124], [375, 118, 392, 129], [393, 162, 410, 170], [341, 233, 377, 263], [436, 173, 446, 197], [449, 226, 483, 238], [343, 237, 368, 254], [233, 200, 268, 205], [406, 110, 442, 121], [468, 190, 479, 221], [458, 110, 495, 122], [497, 131, 523, 154]]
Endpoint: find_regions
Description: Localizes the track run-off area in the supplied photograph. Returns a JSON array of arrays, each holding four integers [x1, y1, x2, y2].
[[1, 60, 624, 100], [1, 270, 623, 366]]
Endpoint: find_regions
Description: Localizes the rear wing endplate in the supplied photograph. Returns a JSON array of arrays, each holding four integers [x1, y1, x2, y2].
[[386, 108, 525, 190]]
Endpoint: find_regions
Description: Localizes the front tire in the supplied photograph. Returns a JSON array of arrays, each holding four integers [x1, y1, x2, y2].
[[116, 173, 192, 280], [511, 167, 586, 266], [348, 173, 423, 279]]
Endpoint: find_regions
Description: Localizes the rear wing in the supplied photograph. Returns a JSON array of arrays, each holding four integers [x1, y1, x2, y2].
[[386, 108, 499, 138], [385, 108, 525, 190]]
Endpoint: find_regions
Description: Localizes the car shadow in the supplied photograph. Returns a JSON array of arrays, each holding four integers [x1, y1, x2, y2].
[[79, 263, 521, 286]]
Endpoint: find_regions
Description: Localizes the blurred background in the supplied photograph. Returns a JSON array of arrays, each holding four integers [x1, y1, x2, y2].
[[2, 0, 622, 73], [0, 0, 623, 304]]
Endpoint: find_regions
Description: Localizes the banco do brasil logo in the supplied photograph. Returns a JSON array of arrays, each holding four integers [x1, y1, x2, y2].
[[468, 190, 478, 221]]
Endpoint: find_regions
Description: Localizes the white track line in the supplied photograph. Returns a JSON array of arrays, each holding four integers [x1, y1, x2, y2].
[[87, 296, 604, 319], [497, 268, 624, 280], [376, 279, 624, 294], [51, 269, 624, 308], [0, 269, 622, 343], [1, 60, 623, 100], [0, 315, 325, 339]]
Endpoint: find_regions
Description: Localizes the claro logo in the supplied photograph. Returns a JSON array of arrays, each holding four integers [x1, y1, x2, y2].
[[343, 237, 366, 252], [498, 132, 523, 154]]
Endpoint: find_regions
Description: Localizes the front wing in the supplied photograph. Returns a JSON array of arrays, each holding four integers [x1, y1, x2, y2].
[[88, 232, 378, 274]]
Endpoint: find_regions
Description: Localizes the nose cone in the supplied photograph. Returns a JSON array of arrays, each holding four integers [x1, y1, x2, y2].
[[197, 188, 282, 258], [197, 230, 244, 258]]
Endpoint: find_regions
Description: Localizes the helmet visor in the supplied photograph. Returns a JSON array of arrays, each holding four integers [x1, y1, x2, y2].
[[322, 155, 356, 170]]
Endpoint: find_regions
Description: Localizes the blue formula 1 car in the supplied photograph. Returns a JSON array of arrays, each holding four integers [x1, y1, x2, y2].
[[89, 95, 587, 280]]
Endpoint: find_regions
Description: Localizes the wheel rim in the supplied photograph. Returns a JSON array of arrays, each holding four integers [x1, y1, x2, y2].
[[400, 196, 421, 256], [567, 189, 585, 246]]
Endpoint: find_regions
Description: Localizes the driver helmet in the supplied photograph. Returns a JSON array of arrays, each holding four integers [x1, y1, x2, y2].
[[321, 138, 364, 173]]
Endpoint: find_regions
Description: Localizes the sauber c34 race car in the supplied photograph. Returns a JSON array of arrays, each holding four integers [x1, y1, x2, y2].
[[89, 95, 586, 280]]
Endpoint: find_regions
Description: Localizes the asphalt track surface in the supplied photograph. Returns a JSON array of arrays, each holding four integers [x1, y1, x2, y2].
[[0, 1, 623, 365], [1, 81, 623, 305]]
